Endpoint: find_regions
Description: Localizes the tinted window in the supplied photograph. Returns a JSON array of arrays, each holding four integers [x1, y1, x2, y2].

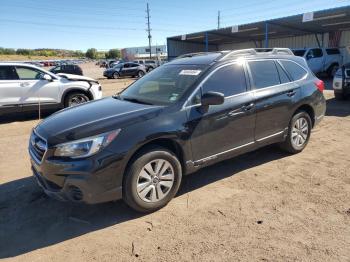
[[15, 67, 43, 80], [280, 60, 307, 81], [276, 62, 290, 84], [202, 64, 247, 97], [248, 60, 280, 89], [309, 48, 323, 58], [326, 48, 340, 55], [0, 66, 18, 80], [293, 50, 306, 57], [120, 64, 206, 105]]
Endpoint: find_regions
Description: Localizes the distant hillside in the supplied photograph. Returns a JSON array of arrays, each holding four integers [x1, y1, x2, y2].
[[0, 48, 84, 61], [0, 54, 79, 61]]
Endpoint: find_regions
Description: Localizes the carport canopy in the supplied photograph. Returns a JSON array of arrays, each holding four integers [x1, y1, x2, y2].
[[167, 6, 350, 50]]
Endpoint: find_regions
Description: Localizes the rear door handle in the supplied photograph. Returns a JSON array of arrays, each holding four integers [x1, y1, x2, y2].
[[287, 90, 296, 97]]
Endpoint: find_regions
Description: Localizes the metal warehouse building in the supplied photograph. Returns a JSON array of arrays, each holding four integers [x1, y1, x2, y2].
[[167, 6, 350, 62]]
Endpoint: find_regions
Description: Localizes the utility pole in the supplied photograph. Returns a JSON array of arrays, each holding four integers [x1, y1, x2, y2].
[[146, 3, 152, 59], [217, 10, 221, 29]]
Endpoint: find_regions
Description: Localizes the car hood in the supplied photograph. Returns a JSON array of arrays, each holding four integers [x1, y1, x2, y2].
[[57, 73, 97, 82], [36, 97, 163, 145]]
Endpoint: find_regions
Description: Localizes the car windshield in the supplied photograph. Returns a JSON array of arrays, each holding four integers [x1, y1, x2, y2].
[[119, 64, 206, 105], [293, 50, 306, 56]]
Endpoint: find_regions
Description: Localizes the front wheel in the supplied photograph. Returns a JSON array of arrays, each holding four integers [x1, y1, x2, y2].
[[64, 92, 89, 108], [279, 111, 312, 154], [137, 71, 145, 78], [123, 147, 182, 213], [112, 72, 120, 79], [328, 64, 339, 78]]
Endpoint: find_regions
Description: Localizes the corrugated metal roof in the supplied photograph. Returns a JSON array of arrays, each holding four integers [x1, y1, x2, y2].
[[167, 6, 350, 45]]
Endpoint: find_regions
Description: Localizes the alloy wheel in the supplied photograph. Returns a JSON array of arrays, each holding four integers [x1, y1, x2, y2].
[[291, 117, 309, 147], [136, 159, 175, 203], [69, 95, 88, 107]]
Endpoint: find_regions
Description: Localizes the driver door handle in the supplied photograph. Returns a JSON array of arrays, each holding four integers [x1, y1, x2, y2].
[[20, 82, 30, 87], [287, 90, 297, 97], [242, 103, 255, 111]]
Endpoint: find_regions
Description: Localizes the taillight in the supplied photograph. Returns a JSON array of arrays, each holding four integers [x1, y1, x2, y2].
[[314, 79, 325, 92]]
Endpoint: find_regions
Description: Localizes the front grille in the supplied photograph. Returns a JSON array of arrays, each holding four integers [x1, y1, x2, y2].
[[29, 130, 47, 163]]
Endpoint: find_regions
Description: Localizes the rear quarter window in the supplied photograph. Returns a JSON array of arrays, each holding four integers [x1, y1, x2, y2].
[[279, 60, 307, 81]]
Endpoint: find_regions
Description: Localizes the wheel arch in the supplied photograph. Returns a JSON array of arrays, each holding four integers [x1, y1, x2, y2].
[[294, 104, 315, 127], [123, 138, 186, 183]]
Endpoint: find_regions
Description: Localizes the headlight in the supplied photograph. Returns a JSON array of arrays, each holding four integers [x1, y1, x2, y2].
[[54, 129, 120, 158]]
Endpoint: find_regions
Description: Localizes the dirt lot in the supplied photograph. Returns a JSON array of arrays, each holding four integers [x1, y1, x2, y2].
[[0, 63, 349, 261]]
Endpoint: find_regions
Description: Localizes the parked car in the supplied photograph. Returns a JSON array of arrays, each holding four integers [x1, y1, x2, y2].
[[293, 48, 342, 77], [50, 64, 83, 76], [0, 63, 102, 115], [29, 48, 326, 212], [333, 63, 350, 100], [133, 59, 158, 72], [103, 62, 146, 79]]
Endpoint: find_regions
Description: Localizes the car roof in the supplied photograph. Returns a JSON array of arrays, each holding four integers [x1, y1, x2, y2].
[[168, 48, 299, 66]]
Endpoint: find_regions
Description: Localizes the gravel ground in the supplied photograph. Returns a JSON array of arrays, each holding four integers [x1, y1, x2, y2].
[[0, 63, 349, 262]]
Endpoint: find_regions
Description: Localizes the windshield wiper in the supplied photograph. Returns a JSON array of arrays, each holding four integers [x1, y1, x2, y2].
[[116, 96, 154, 105]]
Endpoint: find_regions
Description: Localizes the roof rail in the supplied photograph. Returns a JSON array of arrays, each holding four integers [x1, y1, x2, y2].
[[271, 48, 294, 55], [220, 48, 294, 60]]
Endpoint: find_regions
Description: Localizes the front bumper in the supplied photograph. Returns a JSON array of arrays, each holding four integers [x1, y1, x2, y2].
[[29, 146, 124, 204]]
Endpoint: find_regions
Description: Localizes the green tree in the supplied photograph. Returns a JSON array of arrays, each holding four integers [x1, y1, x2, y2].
[[105, 49, 121, 59], [85, 48, 98, 59]]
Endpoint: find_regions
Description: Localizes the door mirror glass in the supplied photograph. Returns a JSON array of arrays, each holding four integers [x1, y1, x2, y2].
[[306, 53, 314, 60], [42, 74, 52, 81], [201, 91, 224, 106]]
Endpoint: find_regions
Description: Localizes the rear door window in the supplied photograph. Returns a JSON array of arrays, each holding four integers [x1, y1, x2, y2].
[[279, 60, 307, 81], [0, 66, 19, 80], [248, 60, 280, 89], [326, 48, 340, 55], [202, 63, 247, 97]]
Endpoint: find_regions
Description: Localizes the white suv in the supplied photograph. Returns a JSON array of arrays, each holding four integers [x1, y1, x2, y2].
[[0, 63, 102, 115]]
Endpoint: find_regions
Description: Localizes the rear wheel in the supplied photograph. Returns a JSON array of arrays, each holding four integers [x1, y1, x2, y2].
[[279, 111, 312, 154], [123, 146, 182, 213], [64, 92, 89, 108]]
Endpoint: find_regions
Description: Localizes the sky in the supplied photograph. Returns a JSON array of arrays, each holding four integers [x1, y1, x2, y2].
[[0, 0, 349, 51]]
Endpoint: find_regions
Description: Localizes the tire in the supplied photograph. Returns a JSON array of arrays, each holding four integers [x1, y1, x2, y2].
[[334, 91, 346, 100], [279, 111, 312, 154], [147, 67, 154, 72], [137, 71, 145, 78], [112, 72, 120, 79], [123, 146, 182, 213], [64, 92, 90, 108], [328, 64, 339, 78]]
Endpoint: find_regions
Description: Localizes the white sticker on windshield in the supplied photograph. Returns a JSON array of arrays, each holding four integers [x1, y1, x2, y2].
[[179, 70, 201, 76]]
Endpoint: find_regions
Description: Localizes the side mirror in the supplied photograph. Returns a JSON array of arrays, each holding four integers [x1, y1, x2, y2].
[[42, 74, 53, 81], [306, 54, 313, 60], [201, 91, 224, 106]]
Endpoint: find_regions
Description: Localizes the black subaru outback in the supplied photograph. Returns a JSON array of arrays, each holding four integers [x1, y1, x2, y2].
[[29, 48, 326, 212]]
